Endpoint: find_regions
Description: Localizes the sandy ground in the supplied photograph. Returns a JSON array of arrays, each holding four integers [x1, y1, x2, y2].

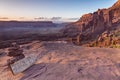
[[0, 41, 120, 80]]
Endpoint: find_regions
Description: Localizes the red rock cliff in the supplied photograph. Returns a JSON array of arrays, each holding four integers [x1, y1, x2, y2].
[[64, 0, 120, 46]]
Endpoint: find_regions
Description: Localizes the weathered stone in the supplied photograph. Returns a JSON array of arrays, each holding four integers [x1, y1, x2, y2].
[[63, 0, 120, 47], [7, 43, 25, 65], [10, 54, 37, 74]]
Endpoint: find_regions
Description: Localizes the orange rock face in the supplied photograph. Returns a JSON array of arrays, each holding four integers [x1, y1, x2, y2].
[[63, 0, 120, 47]]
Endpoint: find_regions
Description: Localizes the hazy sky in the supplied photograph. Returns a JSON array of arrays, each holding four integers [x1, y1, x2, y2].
[[0, 0, 117, 21]]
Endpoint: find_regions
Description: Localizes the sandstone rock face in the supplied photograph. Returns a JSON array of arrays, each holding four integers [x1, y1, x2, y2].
[[88, 29, 120, 48], [64, 0, 120, 47], [109, 0, 120, 23], [1, 41, 120, 80]]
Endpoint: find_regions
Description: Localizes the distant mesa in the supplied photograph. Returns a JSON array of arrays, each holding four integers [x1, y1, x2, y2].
[[51, 17, 62, 20], [34, 17, 47, 20], [19, 17, 25, 19], [0, 17, 9, 20], [0, 21, 56, 28]]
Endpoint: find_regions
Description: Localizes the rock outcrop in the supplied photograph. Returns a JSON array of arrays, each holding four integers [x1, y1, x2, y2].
[[88, 29, 120, 48], [63, 0, 120, 47], [1, 41, 120, 80]]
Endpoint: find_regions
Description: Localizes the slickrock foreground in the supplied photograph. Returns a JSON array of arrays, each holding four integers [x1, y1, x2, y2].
[[0, 41, 120, 80]]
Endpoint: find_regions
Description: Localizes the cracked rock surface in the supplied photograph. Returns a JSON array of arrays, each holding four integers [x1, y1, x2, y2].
[[0, 41, 120, 80]]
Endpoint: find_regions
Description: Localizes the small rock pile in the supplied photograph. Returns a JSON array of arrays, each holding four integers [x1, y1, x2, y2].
[[7, 43, 25, 65]]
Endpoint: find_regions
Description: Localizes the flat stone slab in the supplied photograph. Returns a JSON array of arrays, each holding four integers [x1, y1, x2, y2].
[[10, 54, 37, 74]]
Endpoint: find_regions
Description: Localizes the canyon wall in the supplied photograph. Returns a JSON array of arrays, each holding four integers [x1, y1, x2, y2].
[[63, 0, 120, 47], [64, 0, 120, 36]]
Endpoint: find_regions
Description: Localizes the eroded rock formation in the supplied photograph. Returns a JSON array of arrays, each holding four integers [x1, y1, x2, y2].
[[63, 0, 120, 47]]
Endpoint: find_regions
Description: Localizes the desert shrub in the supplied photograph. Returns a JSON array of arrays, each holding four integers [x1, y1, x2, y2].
[[111, 44, 120, 48]]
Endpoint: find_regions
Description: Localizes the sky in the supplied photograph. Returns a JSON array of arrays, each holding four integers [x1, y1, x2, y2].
[[0, 0, 117, 22]]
